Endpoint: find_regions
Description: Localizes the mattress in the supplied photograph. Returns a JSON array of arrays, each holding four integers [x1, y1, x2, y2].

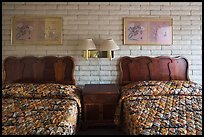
[[2, 83, 81, 135], [115, 80, 202, 135]]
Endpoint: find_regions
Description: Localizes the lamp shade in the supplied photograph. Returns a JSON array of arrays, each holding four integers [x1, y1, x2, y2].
[[79, 38, 96, 50], [99, 39, 119, 51]]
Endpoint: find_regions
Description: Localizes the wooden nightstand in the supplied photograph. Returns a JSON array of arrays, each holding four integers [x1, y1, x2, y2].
[[82, 84, 119, 128]]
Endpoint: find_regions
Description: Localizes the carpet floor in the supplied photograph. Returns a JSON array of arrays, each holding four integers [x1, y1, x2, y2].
[[77, 126, 126, 135]]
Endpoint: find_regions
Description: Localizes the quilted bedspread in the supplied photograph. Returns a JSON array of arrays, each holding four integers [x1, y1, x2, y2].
[[114, 80, 202, 135], [2, 83, 81, 135]]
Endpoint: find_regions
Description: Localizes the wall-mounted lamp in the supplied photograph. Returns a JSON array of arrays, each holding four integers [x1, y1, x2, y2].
[[79, 38, 96, 60], [99, 39, 119, 60]]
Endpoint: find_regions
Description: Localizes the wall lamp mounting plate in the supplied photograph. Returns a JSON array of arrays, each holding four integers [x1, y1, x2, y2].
[[83, 50, 114, 59]]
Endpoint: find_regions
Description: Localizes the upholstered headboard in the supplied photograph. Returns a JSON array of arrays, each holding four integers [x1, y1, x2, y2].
[[119, 56, 190, 86], [3, 56, 75, 85]]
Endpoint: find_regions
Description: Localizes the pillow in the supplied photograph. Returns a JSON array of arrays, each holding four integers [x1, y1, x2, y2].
[[128, 62, 150, 81], [2, 83, 76, 99], [121, 80, 202, 96], [54, 60, 66, 82]]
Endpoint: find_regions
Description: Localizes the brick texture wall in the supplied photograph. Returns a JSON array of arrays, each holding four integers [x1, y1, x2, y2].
[[2, 2, 202, 85]]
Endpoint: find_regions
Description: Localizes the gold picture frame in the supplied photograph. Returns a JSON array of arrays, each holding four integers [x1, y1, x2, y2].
[[11, 16, 63, 45], [124, 17, 173, 45]]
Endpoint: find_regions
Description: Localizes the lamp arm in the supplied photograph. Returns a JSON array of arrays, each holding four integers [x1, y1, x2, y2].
[[86, 50, 89, 60], [107, 50, 112, 60]]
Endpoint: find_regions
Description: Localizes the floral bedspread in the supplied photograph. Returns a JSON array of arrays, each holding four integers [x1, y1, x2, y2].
[[2, 83, 81, 135], [114, 80, 202, 135]]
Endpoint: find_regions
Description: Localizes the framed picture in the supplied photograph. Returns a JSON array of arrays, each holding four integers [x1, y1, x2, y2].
[[124, 17, 173, 45], [11, 16, 63, 45]]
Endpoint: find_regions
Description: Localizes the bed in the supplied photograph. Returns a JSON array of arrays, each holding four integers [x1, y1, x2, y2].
[[2, 56, 81, 135], [114, 56, 202, 135]]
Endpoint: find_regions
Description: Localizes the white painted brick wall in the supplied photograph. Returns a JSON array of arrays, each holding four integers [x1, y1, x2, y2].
[[2, 2, 202, 85]]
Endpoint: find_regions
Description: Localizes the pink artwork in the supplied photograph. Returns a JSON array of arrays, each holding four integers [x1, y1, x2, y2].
[[11, 16, 62, 45], [15, 21, 34, 40], [14, 20, 45, 42], [124, 17, 173, 45], [127, 21, 148, 44], [149, 21, 172, 44]]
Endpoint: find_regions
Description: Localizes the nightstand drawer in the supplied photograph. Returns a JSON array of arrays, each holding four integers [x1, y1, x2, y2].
[[84, 94, 118, 103]]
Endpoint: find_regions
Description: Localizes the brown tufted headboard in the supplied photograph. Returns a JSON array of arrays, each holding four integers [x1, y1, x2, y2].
[[3, 56, 76, 85], [119, 56, 190, 86]]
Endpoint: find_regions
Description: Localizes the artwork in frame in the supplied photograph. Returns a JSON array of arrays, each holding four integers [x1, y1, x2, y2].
[[11, 16, 62, 45], [124, 17, 173, 45]]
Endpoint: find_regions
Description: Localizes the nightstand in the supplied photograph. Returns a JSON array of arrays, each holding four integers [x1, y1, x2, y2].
[[82, 84, 119, 128]]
